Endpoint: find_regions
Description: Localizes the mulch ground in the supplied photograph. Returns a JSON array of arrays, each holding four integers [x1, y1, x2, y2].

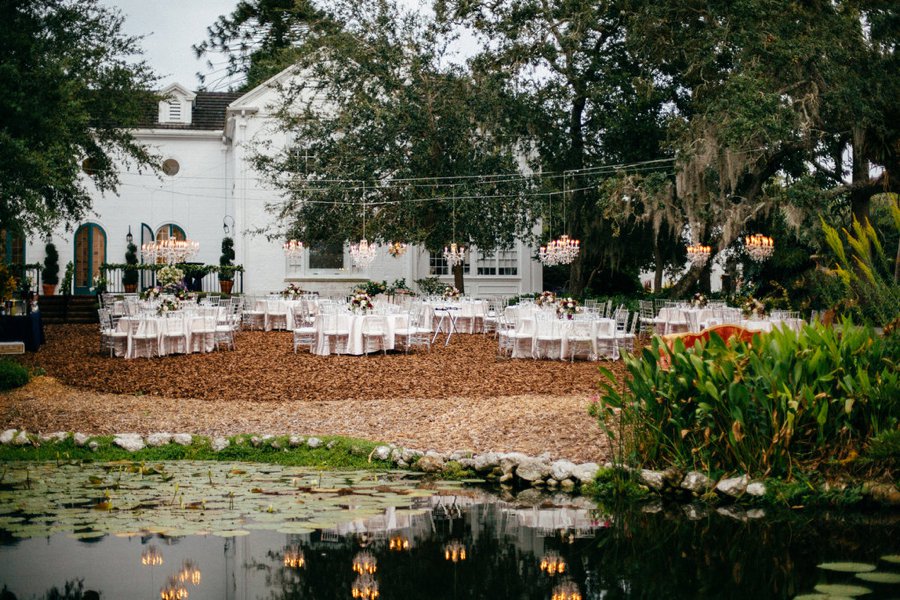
[[1, 324, 625, 461]]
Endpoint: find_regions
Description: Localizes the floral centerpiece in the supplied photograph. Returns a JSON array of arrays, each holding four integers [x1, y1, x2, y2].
[[741, 296, 767, 319], [157, 265, 184, 288], [387, 242, 407, 257], [536, 291, 556, 307], [350, 292, 374, 312], [692, 293, 708, 308], [443, 286, 460, 300], [556, 297, 580, 319], [282, 283, 306, 298], [156, 298, 181, 316], [142, 286, 162, 300]]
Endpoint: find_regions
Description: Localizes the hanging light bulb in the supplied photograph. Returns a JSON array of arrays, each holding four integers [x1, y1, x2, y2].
[[745, 233, 774, 262]]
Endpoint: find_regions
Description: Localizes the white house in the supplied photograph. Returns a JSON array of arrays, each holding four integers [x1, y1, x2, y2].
[[21, 68, 542, 297]]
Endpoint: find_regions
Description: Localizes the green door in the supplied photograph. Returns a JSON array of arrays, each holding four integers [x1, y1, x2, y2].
[[74, 224, 106, 295]]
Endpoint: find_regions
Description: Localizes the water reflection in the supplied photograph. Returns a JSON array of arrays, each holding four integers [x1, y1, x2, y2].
[[0, 488, 898, 599]]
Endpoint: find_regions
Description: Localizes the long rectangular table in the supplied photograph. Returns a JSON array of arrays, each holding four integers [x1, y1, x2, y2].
[[0, 312, 45, 352]]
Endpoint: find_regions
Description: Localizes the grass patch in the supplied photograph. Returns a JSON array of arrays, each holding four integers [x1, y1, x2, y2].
[[0, 434, 393, 470]]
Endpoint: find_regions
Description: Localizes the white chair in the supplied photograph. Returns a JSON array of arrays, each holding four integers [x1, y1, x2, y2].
[[161, 312, 189, 355], [565, 319, 595, 362], [361, 316, 388, 355], [242, 296, 266, 330], [291, 306, 317, 353], [98, 309, 128, 357], [533, 317, 563, 360], [617, 311, 638, 355], [265, 298, 288, 331], [190, 315, 217, 353], [596, 319, 618, 360], [130, 316, 160, 359], [321, 313, 350, 355]]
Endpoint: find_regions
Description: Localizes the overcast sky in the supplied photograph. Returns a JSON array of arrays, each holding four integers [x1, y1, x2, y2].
[[99, 0, 240, 90]]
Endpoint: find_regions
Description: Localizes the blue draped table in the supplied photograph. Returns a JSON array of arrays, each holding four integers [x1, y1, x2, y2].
[[0, 312, 45, 352]]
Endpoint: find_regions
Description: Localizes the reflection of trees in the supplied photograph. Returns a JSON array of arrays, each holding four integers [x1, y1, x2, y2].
[[0, 579, 100, 600]]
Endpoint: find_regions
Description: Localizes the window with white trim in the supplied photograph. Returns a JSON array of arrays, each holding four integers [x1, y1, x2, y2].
[[476, 249, 518, 276], [308, 239, 346, 271], [429, 252, 469, 275]]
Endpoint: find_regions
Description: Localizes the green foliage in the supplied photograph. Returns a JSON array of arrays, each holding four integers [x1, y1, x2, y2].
[[821, 207, 900, 327], [122, 243, 139, 286], [218, 237, 235, 280], [41, 242, 59, 285], [593, 322, 900, 478], [357, 280, 388, 296], [0, 0, 159, 233], [60, 261, 74, 296], [414, 277, 445, 296], [588, 467, 649, 500], [0, 359, 29, 391], [865, 430, 900, 463]]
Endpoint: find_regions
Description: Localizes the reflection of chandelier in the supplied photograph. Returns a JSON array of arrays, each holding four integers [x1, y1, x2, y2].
[[142, 239, 199, 264], [351, 574, 380, 600], [551, 580, 583, 600], [350, 239, 378, 269], [283, 239, 305, 259], [539, 235, 580, 266], [444, 540, 467, 563], [387, 241, 408, 258], [283, 546, 305, 569], [540, 552, 567, 576], [745, 233, 774, 262], [686, 243, 712, 267], [141, 545, 164, 566], [388, 535, 410, 551], [177, 560, 201, 586], [160, 576, 189, 600], [352, 551, 377, 575], [443, 242, 466, 268]]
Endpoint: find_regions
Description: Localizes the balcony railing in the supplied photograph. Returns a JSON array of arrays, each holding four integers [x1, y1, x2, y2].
[[100, 263, 244, 295]]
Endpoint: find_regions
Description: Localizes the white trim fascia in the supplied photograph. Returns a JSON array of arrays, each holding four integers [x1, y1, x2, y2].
[[159, 82, 197, 101], [130, 128, 225, 141], [227, 64, 302, 109]]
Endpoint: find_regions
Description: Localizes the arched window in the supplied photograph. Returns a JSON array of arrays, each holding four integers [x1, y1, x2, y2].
[[155, 224, 186, 241], [73, 223, 106, 295]]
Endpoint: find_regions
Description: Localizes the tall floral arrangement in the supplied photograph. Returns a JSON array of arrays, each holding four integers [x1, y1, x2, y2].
[[350, 292, 374, 312], [157, 265, 184, 288]]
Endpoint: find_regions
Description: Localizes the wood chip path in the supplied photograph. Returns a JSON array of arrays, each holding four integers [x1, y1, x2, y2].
[[3, 325, 623, 462]]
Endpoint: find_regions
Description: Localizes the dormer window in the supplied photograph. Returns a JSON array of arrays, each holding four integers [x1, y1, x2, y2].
[[157, 83, 196, 125]]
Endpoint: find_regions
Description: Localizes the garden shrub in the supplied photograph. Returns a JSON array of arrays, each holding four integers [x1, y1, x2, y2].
[[592, 321, 899, 478], [0, 360, 30, 391]]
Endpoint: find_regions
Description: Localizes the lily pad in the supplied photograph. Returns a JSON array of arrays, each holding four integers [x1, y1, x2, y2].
[[881, 555, 900, 564], [212, 529, 250, 537], [818, 562, 877, 573], [855, 572, 900, 584], [814, 584, 873, 597]]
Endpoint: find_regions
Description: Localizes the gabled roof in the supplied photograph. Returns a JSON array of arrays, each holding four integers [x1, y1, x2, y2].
[[227, 64, 302, 112]]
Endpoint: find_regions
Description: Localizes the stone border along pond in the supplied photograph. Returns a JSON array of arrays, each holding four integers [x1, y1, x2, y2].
[[1, 429, 897, 506]]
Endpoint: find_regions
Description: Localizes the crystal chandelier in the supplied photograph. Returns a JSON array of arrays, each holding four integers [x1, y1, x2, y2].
[[352, 551, 377, 575], [388, 535, 410, 551], [540, 235, 580, 266], [141, 239, 199, 264], [351, 575, 380, 600], [283, 546, 305, 569], [387, 241, 408, 258], [177, 560, 201, 586], [350, 239, 378, 269], [443, 242, 466, 268], [686, 243, 712, 267], [283, 239, 305, 258], [540, 552, 567, 576], [551, 580, 582, 600], [745, 233, 774, 262], [141, 545, 163, 567], [160, 576, 188, 600], [444, 540, 467, 563]]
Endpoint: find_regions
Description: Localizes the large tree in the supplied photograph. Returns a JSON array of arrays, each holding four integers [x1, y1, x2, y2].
[[250, 1, 540, 291], [0, 0, 159, 234]]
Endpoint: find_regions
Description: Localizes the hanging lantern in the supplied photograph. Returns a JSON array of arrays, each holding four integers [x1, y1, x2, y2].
[[745, 233, 774, 262]]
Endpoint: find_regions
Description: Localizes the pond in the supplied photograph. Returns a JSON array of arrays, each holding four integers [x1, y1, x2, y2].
[[0, 461, 897, 599]]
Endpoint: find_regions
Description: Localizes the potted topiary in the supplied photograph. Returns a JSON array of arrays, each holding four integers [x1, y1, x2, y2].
[[123, 242, 139, 293], [42, 242, 59, 295], [218, 237, 235, 294]]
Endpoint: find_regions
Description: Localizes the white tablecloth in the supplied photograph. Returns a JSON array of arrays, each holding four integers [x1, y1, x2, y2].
[[426, 301, 486, 333], [254, 299, 307, 330], [312, 313, 408, 355], [510, 317, 617, 360], [116, 310, 222, 359]]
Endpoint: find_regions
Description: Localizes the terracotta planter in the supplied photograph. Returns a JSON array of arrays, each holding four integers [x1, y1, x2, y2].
[[42, 283, 57, 296], [219, 280, 234, 294], [123, 284, 137, 293]]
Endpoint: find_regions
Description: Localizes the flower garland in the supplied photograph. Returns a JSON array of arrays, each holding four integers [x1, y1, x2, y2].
[[350, 292, 374, 312], [443, 286, 460, 300]]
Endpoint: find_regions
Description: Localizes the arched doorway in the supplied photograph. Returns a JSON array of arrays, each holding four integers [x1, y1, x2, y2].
[[153, 224, 187, 264], [74, 223, 106, 295]]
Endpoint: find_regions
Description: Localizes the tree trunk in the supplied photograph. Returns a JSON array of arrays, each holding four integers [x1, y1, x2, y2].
[[453, 263, 465, 294], [653, 239, 664, 292], [850, 129, 871, 225], [895, 234, 900, 284], [565, 94, 588, 296]]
